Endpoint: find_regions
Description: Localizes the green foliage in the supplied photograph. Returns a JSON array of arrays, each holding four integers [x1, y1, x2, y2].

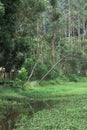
[[18, 67, 28, 81], [12, 78, 23, 88], [0, 0, 87, 79], [0, 0, 21, 70], [15, 37, 30, 52], [23, 0, 45, 13], [50, 0, 58, 8], [15, 52, 25, 69], [68, 74, 79, 82], [12, 67, 28, 88], [34, 0, 45, 13], [49, 67, 60, 79], [24, 58, 35, 75], [48, 79, 58, 85], [35, 61, 48, 79], [52, 10, 60, 21], [22, 81, 40, 91], [22, 81, 31, 91], [55, 76, 69, 84], [0, 2, 4, 16]]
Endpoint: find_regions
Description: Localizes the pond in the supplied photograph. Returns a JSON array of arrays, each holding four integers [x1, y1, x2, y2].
[[0, 100, 54, 130], [0, 95, 87, 130]]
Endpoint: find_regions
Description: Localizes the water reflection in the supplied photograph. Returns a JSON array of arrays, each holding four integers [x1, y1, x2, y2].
[[0, 100, 53, 130]]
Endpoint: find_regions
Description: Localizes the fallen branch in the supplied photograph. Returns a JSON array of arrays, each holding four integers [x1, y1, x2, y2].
[[28, 103, 34, 114], [39, 55, 68, 82], [28, 55, 41, 81], [43, 101, 51, 108]]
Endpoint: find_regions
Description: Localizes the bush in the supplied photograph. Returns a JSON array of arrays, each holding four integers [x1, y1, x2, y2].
[[35, 62, 48, 79], [47, 67, 59, 80], [12, 78, 23, 88], [22, 81, 40, 91], [12, 67, 28, 88], [55, 76, 69, 84], [22, 81, 31, 91], [68, 74, 79, 82], [24, 58, 35, 76], [49, 80, 57, 85], [18, 67, 28, 81], [44, 60, 60, 80]]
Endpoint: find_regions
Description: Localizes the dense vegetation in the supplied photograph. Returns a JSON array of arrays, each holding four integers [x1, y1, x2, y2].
[[0, 0, 87, 78], [0, 0, 87, 130]]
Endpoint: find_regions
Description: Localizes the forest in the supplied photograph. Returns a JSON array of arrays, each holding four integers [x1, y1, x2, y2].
[[0, 0, 87, 130]]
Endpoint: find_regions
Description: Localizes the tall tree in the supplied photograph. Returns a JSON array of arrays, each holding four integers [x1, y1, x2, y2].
[[0, 0, 21, 71]]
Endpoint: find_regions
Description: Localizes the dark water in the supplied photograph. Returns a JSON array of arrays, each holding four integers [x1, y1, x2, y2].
[[0, 111, 19, 130], [0, 100, 53, 130]]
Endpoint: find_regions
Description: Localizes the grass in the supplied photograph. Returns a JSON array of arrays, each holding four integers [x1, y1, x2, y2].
[[0, 79, 87, 101], [18, 81, 87, 102]]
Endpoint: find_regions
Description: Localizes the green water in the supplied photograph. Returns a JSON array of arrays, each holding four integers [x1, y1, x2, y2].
[[0, 100, 53, 130], [1, 95, 87, 130]]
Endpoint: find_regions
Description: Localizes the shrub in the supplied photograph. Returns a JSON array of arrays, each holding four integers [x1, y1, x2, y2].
[[68, 74, 79, 82], [12, 67, 28, 88], [35, 62, 48, 79], [47, 67, 59, 79], [22, 81, 31, 91], [12, 78, 23, 88], [22, 81, 40, 91], [49, 80, 56, 85], [55, 76, 69, 84], [24, 58, 35, 76], [18, 67, 28, 81]]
